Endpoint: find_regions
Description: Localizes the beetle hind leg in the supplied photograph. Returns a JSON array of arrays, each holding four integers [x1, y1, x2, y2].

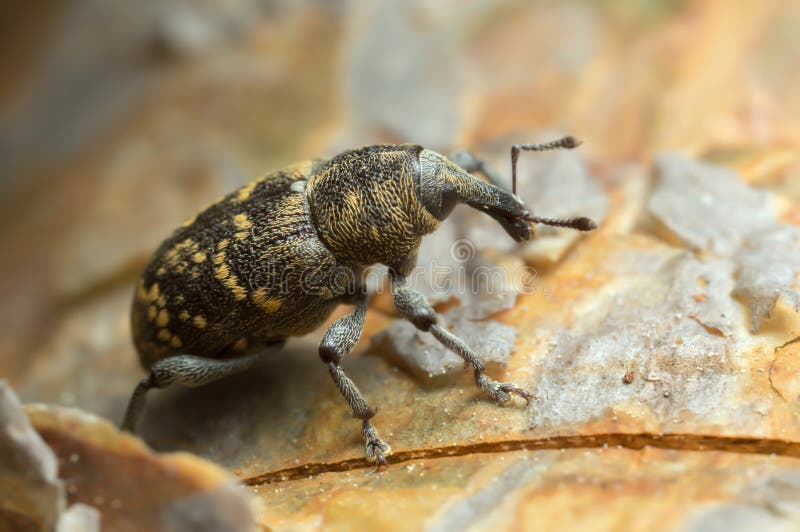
[[121, 374, 157, 433], [121, 341, 284, 433]]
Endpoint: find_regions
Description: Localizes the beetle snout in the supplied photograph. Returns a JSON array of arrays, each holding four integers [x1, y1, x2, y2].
[[490, 209, 532, 242], [506, 216, 533, 242]]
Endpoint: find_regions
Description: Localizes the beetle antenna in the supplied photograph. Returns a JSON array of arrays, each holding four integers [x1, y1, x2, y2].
[[523, 215, 597, 231], [511, 136, 582, 195]]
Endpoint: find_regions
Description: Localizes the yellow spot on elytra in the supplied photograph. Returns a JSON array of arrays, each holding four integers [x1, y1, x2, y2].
[[156, 295, 167, 307], [214, 254, 247, 300], [253, 288, 283, 313], [234, 213, 252, 230], [217, 239, 230, 250], [156, 267, 167, 277], [193, 315, 207, 329], [233, 338, 248, 351], [371, 226, 380, 240], [175, 294, 185, 304], [147, 305, 157, 320], [235, 231, 248, 240], [215, 263, 230, 279], [148, 283, 160, 302], [192, 252, 207, 263], [228, 282, 247, 300], [236, 181, 257, 201], [170, 336, 183, 349], [164, 238, 197, 268], [179, 310, 190, 321], [157, 329, 171, 342], [213, 252, 226, 265], [156, 309, 170, 327]]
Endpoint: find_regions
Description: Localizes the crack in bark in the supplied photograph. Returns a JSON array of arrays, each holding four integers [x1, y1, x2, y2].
[[768, 335, 800, 402], [768, 359, 788, 402], [776, 335, 800, 352], [242, 432, 800, 487]]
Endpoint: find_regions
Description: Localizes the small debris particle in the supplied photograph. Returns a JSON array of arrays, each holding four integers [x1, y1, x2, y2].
[[622, 370, 635, 384]]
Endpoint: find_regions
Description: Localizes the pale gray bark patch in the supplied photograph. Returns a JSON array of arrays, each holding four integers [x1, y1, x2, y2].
[[733, 226, 800, 332], [529, 249, 743, 429], [426, 457, 553, 532], [649, 153, 799, 332], [649, 153, 776, 256]]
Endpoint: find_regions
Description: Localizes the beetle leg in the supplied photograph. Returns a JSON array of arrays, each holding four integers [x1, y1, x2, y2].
[[430, 325, 533, 405], [448, 150, 508, 191], [320, 294, 390, 466], [389, 270, 533, 406], [120, 341, 285, 433]]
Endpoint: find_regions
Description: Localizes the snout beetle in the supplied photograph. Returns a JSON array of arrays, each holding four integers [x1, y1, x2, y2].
[[122, 137, 596, 465]]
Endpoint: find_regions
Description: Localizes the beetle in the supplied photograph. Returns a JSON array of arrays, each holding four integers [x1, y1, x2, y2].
[[121, 136, 596, 465]]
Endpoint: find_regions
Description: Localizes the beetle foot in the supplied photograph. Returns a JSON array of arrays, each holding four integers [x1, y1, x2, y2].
[[363, 420, 391, 467], [475, 371, 533, 406]]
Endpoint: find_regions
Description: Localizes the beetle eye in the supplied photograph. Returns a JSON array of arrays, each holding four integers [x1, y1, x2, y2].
[[439, 183, 459, 218]]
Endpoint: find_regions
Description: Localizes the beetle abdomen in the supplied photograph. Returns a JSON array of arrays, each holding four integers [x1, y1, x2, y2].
[[131, 160, 341, 369]]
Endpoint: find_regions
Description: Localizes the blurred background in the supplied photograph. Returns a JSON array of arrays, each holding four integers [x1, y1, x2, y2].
[[4, 3, 800, 529], [1, 0, 799, 398]]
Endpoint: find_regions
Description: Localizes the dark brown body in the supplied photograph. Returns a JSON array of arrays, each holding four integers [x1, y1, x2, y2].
[[124, 138, 593, 465], [131, 145, 438, 369]]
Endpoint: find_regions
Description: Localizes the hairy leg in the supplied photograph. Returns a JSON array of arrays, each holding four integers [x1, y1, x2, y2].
[[319, 293, 390, 466], [121, 341, 285, 432], [390, 270, 533, 405], [449, 150, 508, 191]]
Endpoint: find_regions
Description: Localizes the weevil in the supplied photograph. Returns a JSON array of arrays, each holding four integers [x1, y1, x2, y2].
[[122, 136, 596, 465]]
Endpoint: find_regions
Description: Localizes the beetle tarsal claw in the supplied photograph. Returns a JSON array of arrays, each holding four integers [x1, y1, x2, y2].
[[363, 420, 391, 466], [476, 373, 534, 406]]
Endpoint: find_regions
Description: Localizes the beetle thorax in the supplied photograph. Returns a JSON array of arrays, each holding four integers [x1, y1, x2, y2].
[[305, 145, 440, 270]]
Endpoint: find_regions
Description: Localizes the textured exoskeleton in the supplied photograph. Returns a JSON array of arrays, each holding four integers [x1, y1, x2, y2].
[[123, 140, 596, 465]]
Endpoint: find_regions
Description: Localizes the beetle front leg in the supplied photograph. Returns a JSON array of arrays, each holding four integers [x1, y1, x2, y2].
[[448, 150, 507, 191], [320, 293, 390, 466], [389, 270, 533, 405]]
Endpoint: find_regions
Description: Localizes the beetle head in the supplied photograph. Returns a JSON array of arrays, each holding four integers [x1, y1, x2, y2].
[[417, 148, 596, 242]]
